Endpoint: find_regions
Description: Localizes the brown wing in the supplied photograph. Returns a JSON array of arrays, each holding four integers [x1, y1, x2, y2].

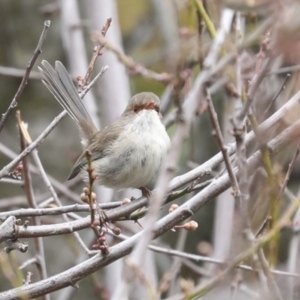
[[67, 121, 124, 180]]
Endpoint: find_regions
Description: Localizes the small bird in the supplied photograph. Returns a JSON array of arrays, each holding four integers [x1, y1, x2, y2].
[[39, 61, 170, 197]]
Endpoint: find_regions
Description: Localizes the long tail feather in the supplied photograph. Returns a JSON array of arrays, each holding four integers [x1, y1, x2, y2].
[[38, 60, 98, 144]]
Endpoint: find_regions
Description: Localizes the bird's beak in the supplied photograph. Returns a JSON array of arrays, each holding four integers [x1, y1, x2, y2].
[[144, 101, 155, 110]]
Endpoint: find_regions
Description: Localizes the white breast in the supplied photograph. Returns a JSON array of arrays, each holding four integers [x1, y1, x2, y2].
[[93, 110, 170, 189]]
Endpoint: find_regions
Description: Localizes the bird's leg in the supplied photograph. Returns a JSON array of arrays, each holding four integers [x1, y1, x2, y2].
[[139, 186, 152, 198], [96, 205, 107, 227]]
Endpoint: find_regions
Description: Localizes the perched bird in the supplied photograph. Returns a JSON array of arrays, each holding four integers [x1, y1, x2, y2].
[[39, 61, 170, 197]]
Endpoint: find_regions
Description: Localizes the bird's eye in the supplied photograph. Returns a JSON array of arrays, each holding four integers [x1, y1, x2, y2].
[[133, 106, 139, 113], [155, 107, 160, 113]]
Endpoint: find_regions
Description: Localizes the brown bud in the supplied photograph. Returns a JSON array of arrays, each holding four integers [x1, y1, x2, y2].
[[159, 281, 170, 293], [80, 193, 89, 203], [112, 227, 121, 235], [99, 235, 106, 243], [122, 198, 131, 205], [83, 187, 89, 195], [92, 220, 100, 227], [91, 192, 97, 201], [179, 278, 194, 294], [16, 164, 23, 171], [91, 171, 98, 180], [169, 204, 179, 213], [99, 245, 109, 255], [183, 221, 198, 231], [23, 220, 30, 228]]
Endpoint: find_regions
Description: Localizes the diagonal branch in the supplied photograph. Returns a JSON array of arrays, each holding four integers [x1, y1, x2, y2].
[[0, 21, 50, 134]]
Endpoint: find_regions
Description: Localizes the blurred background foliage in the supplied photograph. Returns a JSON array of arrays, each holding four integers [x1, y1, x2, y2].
[[1, 0, 300, 299], [0, 1, 218, 296]]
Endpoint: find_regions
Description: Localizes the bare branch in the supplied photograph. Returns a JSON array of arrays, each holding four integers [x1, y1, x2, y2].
[[0, 20, 50, 134]]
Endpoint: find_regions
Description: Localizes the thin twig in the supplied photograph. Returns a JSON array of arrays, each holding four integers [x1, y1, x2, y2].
[[2, 125, 300, 299], [185, 191, 300, 299], [232, 10, 251, 229], [237, 58, 271, 122], [0, 66, 41, 79], [0, 202, 122, 219], [19, 259, 37, 271], [110, 17, 274, 299], [0, 142, 83, 204], [30, 135, 92, 255], [267, 65, 300, 75], [94, 33, 172, 82], [79, 65, 109, 99], [263, 73, 291, 117], [85, 150, 96, 224], [193, 0, 216, 38], [206, 90, 240, 198], [277, 141, 300, 201], [255, 142, 300, 237], [161, 222, 190, 297], [0, 63, 108, 180], [81, 18, 112, 88], [0, 178, 24, 185], [141, 242, 300, 278], [0, 20, 50, 134], [16, 111, 48, 297], [231, 116, 250, 227], [257, 249, 284, 300], [255, 216, 272, 237], [0, 110, 67, 179]]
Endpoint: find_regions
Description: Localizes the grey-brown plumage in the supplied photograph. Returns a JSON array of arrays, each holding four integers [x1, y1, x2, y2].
[[39, 60, 170, 191]]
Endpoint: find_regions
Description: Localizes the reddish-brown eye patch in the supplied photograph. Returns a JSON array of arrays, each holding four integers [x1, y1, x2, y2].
[[133, 101, 160, 113]]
